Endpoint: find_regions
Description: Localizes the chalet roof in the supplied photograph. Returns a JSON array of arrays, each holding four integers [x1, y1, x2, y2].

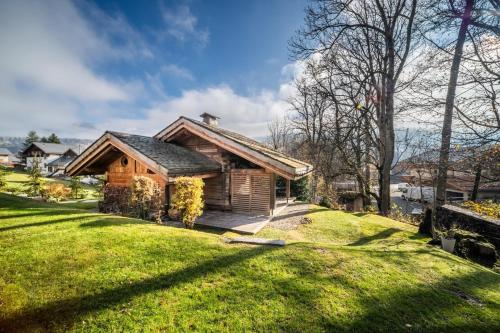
[[66, 131, 221, 177], [155, 117, 313, 179], [23, 142, 75, 155], [109, 132, 221, 175], [0, 148, 12, 156]]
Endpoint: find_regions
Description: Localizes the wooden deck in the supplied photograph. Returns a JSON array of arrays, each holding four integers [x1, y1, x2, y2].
[[195, 197, 293, 234]]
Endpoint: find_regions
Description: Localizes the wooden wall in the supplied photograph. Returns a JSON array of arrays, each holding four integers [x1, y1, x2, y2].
[[106, 153, 166, 198], [172, 133, 232, 210], [231, 169, 274, 216], [169, 131, 275, 214]]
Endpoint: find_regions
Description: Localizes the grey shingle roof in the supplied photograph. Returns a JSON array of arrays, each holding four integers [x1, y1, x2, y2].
[[0, 148, 12, 156], [27, 142, 75, 155], [183, 117, 312, 170], [109, 131, 221, 175], [47, 155, 75, 167]]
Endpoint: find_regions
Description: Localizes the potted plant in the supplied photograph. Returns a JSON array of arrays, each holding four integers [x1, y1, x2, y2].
[[441, 229, 456, 253]]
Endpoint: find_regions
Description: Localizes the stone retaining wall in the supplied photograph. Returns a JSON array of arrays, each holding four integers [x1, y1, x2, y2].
[[435, 205, 500, 249]]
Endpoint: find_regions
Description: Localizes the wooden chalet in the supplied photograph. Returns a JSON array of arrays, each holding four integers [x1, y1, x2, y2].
[[66, 114, 312, 216]]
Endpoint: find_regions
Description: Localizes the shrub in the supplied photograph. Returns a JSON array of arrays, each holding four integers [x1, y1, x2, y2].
[[388, 203, 420, 226], [461, 200, 500, 219], [100, 184, 131, 215], [170, 177, 204, 229], [319, 195, 333, 208], [292, 176, 310, 201], [94, 175, 106, 198], [41, 183, 71, 201], [0, 166, 8, 190], [3, 186, 19, 195], [69, 176, 83, 199], [129, 176, 163, 221], [26, 156, 45, 196]]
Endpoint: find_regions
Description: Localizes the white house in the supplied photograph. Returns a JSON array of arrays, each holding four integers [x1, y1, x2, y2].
[[21, 142, 78, 176]]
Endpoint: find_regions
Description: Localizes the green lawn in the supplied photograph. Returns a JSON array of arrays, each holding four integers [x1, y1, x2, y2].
[[0, 194, 499, 332], [2, 169, 98, 200]]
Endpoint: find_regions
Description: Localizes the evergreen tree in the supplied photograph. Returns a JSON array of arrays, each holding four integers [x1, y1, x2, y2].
[[23, 131, 39, 149], [69, 176, 83, 199], [47, 133, 61, 144], [40, 137, 49, 143], [26, 155, 45, 196]]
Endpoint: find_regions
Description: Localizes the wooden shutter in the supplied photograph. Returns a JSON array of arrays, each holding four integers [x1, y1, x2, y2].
[[231, 170, 271, 215]]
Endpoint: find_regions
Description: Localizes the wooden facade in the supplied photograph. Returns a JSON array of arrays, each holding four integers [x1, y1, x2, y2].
[[107, 153, 166, 188], [66, 116, 313, 217]]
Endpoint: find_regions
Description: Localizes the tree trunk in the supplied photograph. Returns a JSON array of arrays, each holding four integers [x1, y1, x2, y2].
[[379, 79, 396, 216], [471, 162, 482, 201], [435, 0, 474, 206], [363, 108, 372, 208]]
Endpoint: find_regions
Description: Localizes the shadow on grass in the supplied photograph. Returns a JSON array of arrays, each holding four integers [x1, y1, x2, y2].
[[0, 207, 96, 220], [0, 245, 278, 332], [271, 209, 320, 222], [276, 245, 500, 332], [79, 217, 151, 228], [353, 212, 370, 217], [348, 228, 401, 246], [0, 215, 102, 232], [409, 233, 430, 241], [341, 269, 500, 332]]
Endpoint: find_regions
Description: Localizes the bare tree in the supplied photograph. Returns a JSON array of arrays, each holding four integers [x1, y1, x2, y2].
[[291, 0, 418, 215], [427, 0, 500, 205], [289, 76, 329, 199], [267, 116, 291, 153]]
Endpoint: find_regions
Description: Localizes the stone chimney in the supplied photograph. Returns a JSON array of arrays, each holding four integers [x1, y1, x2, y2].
[[200, 112, 220, 126]]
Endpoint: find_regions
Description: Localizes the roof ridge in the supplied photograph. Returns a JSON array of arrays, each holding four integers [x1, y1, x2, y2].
[[107, 130, 154, 139]]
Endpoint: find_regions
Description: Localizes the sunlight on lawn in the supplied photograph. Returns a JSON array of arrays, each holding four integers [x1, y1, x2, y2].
[[0, 194, 499, 332]]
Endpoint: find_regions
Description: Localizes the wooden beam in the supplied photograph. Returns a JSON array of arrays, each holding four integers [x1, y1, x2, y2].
[[168, 171, 220, 182], [286, 178, 291, 203]]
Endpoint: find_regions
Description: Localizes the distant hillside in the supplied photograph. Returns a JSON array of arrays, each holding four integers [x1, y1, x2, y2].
[[0, 137, 93, 155]]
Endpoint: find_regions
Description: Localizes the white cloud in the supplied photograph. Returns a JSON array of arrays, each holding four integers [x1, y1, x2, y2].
[[161, 64, 194, 81], [0, 1, 132, 102], [0, 0, 150, 137], [0, 0, 300, 142], [100, 85, 293, 138], [159, 4, 209, 47]]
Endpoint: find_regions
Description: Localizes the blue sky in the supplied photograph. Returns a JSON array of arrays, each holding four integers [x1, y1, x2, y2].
[[0, 0, 308, 139]]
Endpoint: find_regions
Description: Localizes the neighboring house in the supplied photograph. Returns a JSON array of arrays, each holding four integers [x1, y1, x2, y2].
[[22, 142, 78, 175], [66, 114, 313, 216], [0, 148, 12, 165], [46, 149, 79, 176]]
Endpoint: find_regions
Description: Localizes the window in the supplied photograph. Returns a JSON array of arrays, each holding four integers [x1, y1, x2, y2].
[[120, 156, 128, 167]]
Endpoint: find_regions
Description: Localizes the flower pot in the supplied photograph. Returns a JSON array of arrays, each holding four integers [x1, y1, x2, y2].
[[441, 236, 456, 253]]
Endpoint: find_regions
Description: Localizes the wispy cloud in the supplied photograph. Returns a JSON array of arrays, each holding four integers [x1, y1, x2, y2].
[[0, 0, 296, 140], [161, 64, 195, 81], [0, 0, 152, 137], [159, 4, 209, 48]]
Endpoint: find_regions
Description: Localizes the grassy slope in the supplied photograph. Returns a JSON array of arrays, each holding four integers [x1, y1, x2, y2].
[[3, 170, 97, 199], [0, 194, 499, 333]]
